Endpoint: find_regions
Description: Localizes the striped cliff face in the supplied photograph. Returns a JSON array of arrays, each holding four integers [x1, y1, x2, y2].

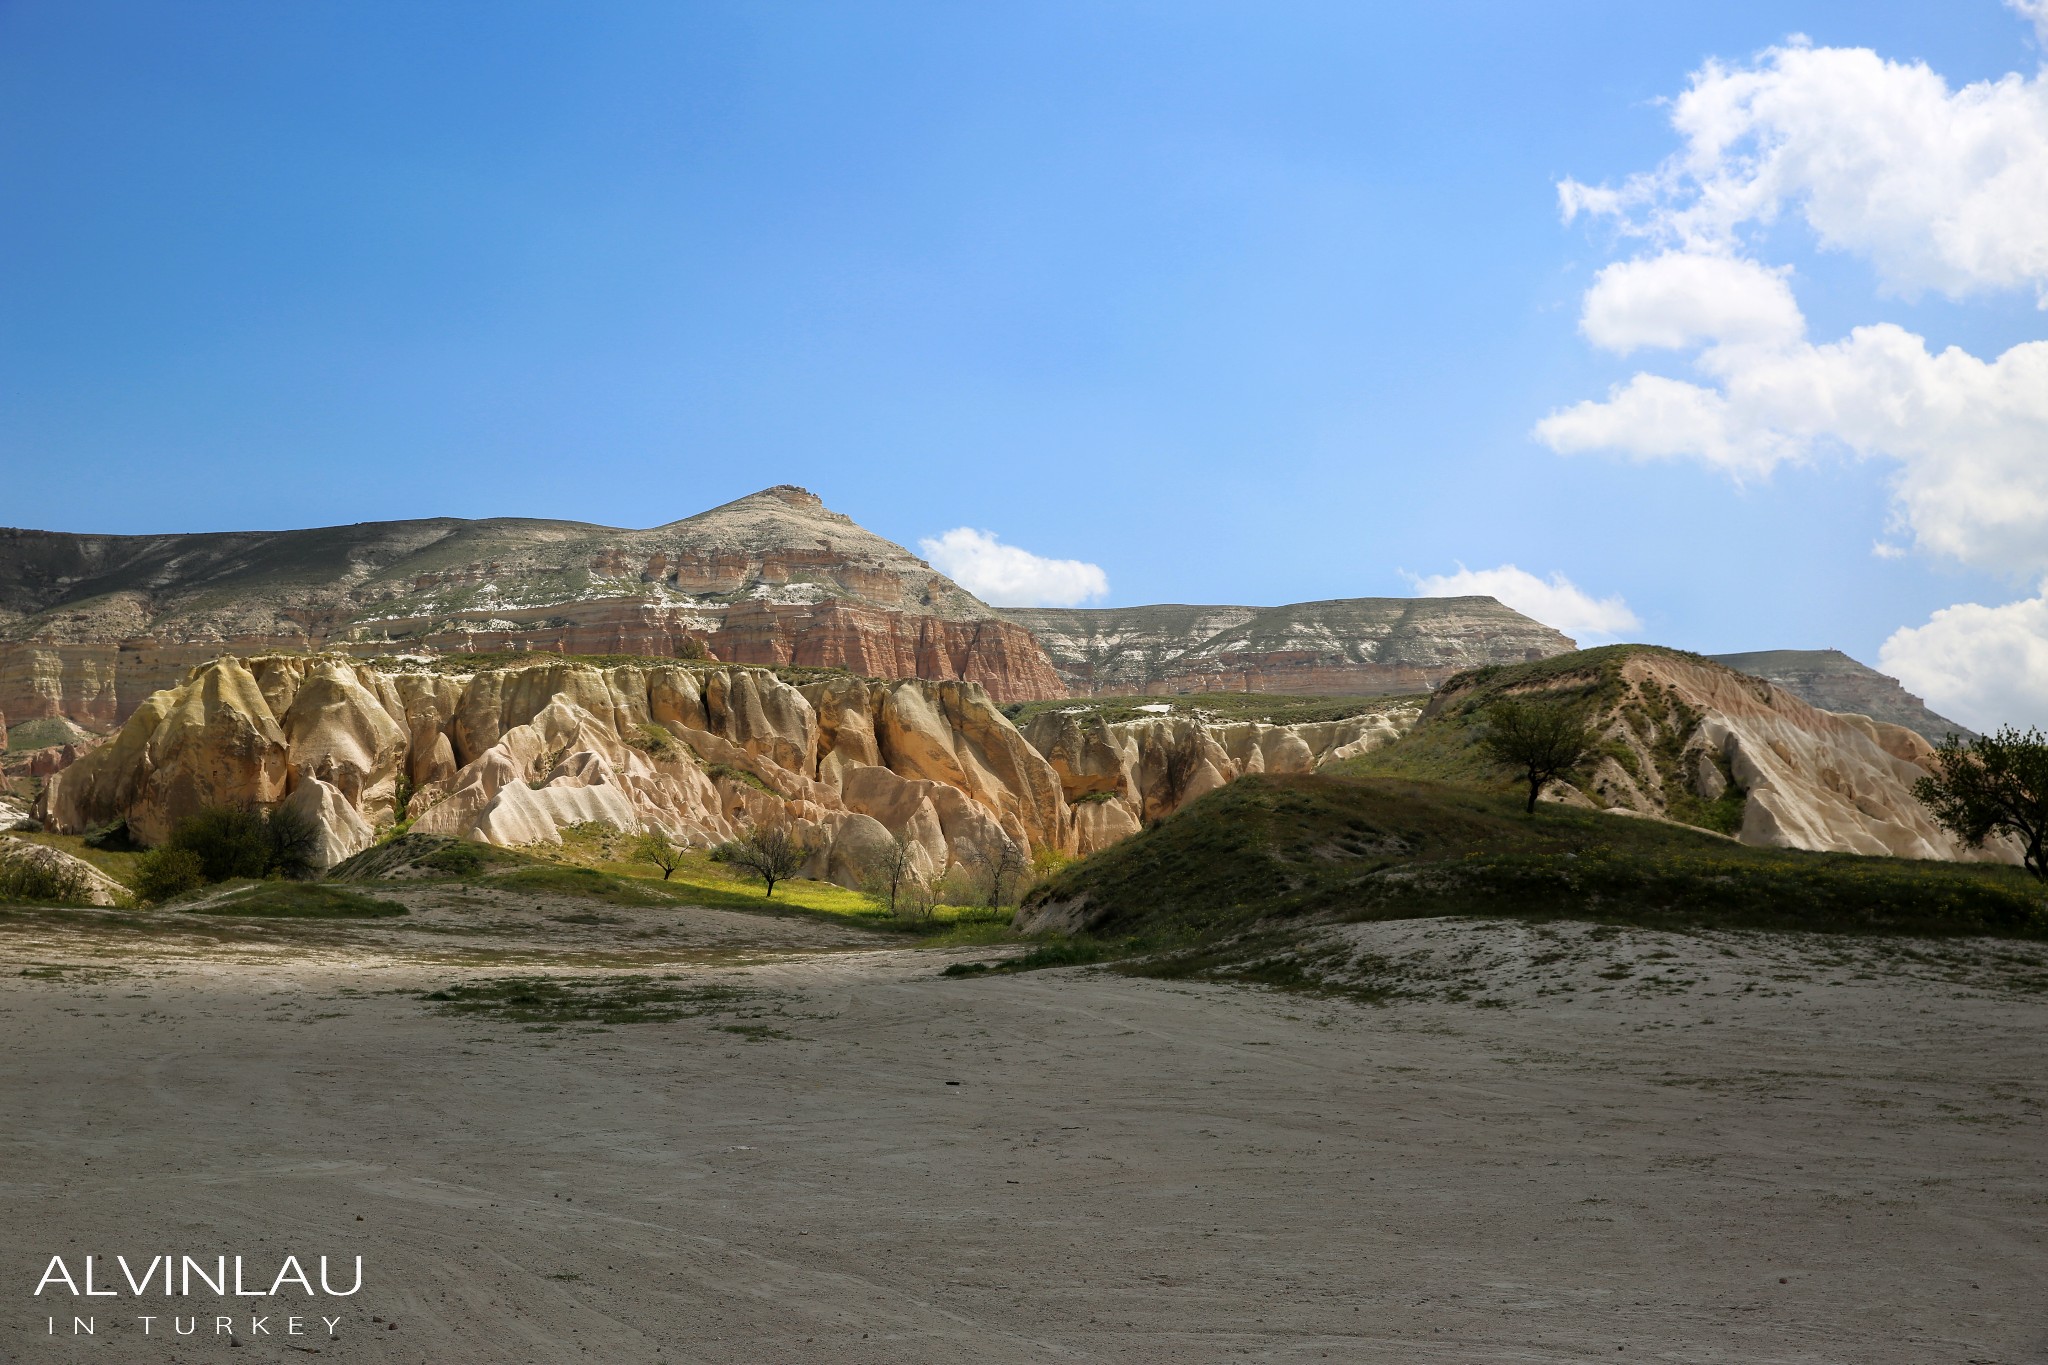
[[1001, 596, 1576, 698], [0, 487, 1069, 729]]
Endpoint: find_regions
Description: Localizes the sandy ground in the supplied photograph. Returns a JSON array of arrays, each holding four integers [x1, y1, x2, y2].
[[1, 894, 2044, 1364]]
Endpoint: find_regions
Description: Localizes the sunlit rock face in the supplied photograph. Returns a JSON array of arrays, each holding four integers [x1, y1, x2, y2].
[[1018, 706, 1419, 853], [0, 486, 1068, 728], [36, 654, 1427, 883], [36, 655, 1072, 879], [1002, 597, 1576, 698]]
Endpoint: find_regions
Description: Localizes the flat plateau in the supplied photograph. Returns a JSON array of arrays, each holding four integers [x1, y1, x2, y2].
[[2, 895, 2043, 1363]]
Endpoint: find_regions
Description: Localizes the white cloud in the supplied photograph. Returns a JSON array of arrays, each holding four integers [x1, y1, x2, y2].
[[1881, 585, 2048, 730], [1407, 563, 1639, 642], [2013, 0, 2048, 46], [1537, 322, 2048, 570], [1536, 371, 1794, 480], [1543, 29, 2048, 578], [1580, 251, 1805, 353], [918, 528, 1109, 607], [1560, 41, 2048, 302]]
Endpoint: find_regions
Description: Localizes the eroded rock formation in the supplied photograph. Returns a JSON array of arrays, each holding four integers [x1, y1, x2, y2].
[[1020, 704, 1417, 852], [38, 655, 1423, 885]]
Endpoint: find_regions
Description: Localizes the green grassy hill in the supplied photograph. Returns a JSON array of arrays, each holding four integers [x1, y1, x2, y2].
[[1020, 772, 2046, 954]]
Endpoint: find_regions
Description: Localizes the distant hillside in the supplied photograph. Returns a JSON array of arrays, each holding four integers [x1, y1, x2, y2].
[[1708, 649, 1969, 744], [0, 486, 1065, 724], [1002, 597, 1574, 697]]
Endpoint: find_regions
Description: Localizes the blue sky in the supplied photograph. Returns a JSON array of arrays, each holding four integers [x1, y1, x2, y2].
[[4, 2, 2046, 725]]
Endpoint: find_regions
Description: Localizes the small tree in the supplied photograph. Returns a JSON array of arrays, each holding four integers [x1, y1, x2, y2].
[[134, 847, 206, 903], [635, 828, 683, 880], [1479, 696, 1598, 814], [264, 804, 320, 880], [712, 825, 807, 899], [1913, 726, 2048, 881], [861, 832, 920, 913], [971, 840, 1028, 909]]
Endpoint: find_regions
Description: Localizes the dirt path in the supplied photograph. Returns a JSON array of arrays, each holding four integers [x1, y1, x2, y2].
[[2, 908, 2043, 1363]]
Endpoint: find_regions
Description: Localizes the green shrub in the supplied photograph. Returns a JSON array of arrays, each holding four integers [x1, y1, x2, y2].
[[164, 805, 319, 882], [0, 856, 90, 905], [134, 847, 207, 903], [82, 819, 139, 852]]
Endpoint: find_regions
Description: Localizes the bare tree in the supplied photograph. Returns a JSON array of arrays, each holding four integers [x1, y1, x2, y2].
[[711, 825, 807, 898], [897, 870, 938, 922], [861, 832, 920, 913], [1478, 696, 1598, 814], [635, 828, 683, 880], [974, 840, 1028, 909]]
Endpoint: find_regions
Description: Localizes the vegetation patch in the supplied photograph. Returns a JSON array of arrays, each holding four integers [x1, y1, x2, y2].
[[942, 938, 1107, 977], [704, 763, 776, 794], [183, 883, 408, 918], [328, 833, 532, 882], [0, 852, 93, 905], [6, 717, 92, 751], [419, 975, 792, 1028], [482, 864, 683, 906]]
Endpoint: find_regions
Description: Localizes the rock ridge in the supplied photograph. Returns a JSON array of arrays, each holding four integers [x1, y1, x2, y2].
[[0, 488, 1067, 723], [1002, 596, 1575, 697]]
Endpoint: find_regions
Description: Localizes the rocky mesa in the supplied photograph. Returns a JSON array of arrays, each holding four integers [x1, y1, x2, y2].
[[0, 486, 1067, 725], [1001, 597, 1576, 697], [1707, 649, 1972, 746]]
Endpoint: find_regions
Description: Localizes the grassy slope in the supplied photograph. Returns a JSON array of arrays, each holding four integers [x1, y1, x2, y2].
[[1023, 773, 2047, 950], [329, 831, 1018, 944], [183, 882, 407, 918], [1327, 644, 1747, 832]]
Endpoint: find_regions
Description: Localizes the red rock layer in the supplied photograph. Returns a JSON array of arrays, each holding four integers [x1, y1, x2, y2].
[[0, 602, 1066, 730], [711, 602, 1063, 703]]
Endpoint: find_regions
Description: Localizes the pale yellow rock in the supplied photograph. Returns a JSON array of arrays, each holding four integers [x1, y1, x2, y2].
[[278, 663, 410, 822], [42, 657, 292, 844], [34, 653, 1401, 888], [1019, 707, 1416, 827], [1434, 651, 2012, 865], [1070, 798, 1143, 855], [279, 776, 375, 869], [835, 765, 951, 879]]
